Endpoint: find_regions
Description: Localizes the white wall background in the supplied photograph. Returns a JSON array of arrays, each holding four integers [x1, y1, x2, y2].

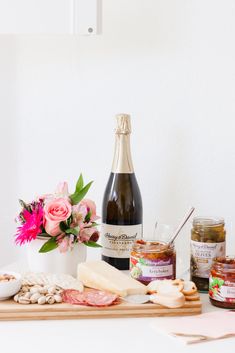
[[0, 0, 235, 272]]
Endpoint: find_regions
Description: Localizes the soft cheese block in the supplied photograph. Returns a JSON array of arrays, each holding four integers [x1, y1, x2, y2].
[[77, 261, 147, 297]]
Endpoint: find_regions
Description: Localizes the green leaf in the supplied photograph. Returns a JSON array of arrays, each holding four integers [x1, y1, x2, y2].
[[39, 233, 50, 237], [19, 199, 31, 212], [67, 216, 72, 227], [85, 210, 92, 223], [76, 174, 84, 193], [83, 241, 102, 248], [70, 181, 93, 205], [65, 228, 78, 236], [91, 222, 99, 227], [39, 237, 58, 253], [59, 221, 68, 232]]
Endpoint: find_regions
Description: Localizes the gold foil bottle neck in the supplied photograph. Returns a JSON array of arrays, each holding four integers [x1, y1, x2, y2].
[[112, 113, 134, 173], [115, 114, 131, 134]]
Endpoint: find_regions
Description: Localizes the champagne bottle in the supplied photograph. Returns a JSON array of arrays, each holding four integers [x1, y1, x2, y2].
[[101, 114, 143, 270]]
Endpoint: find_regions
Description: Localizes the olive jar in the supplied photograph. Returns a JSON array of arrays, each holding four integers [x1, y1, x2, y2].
[[190, 217, 226, 292]]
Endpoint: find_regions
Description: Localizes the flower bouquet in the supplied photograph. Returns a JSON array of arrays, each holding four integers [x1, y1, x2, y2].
[[15, 174, 101, 254]]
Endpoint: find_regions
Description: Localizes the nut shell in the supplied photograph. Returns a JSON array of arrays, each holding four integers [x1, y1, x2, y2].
[[37, 296, 46, 305], [30, 287, 40, 294], [18, 297, 31, 304], [30, 293, 41, 303], [54, 295, 62, 303], [46, 295, 55, 304], [14, 294, 19, 302]]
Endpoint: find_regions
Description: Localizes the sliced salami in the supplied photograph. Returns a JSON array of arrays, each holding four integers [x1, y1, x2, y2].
[[62, 288, 118, 307], [85, 289, 118, 307], [62, 289, 87, 305]]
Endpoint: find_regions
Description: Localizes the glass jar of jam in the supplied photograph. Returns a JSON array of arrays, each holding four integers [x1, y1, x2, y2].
[[190, 217, 226, 292], [209, 257, 235, 309], [130, 239, 176, 284]]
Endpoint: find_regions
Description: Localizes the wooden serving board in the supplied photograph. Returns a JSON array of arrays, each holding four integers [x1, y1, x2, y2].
[[0, 296, 202, 321]]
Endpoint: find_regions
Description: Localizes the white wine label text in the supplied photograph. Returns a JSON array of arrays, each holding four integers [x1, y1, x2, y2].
[[101, 224, 142, 258]]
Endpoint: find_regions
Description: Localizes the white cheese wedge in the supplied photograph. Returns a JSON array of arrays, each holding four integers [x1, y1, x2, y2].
[[77, 260, 147, 297]]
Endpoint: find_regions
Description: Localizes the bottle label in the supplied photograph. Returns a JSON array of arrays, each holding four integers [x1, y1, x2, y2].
[[191, 240, 225, 278], [209, 276, 235, 302], [130, 256, 174, 282], [101, 224, 142, 258]]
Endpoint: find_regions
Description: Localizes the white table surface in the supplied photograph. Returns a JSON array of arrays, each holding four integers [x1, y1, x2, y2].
[[1, 262, 235, 353]]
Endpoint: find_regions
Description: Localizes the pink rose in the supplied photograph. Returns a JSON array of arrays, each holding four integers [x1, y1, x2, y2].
[[44, 198, 72, 236], [79, 199, 99, 222]]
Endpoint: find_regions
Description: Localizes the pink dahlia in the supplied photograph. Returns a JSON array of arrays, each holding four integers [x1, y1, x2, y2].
[[15, 204, 43, 245]]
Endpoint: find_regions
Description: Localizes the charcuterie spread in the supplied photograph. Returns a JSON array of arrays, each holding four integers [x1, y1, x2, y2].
[[6, 134, 233, 320], [0, 261, 202, 320]]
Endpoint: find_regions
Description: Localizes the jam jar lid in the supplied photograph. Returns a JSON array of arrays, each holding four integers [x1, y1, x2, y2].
[[132, 239, 174, 253], [193, 217, 225, 227], [212, 256, 235, 268]]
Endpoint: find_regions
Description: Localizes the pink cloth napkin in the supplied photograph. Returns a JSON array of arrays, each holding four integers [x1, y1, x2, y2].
[[152, 311, 235, 344]]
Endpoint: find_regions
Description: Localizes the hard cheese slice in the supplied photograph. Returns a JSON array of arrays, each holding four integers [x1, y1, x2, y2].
[[77, 260, 147, 297]]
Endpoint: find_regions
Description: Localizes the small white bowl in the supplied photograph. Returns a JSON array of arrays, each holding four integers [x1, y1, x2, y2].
[[0, 271, 22, 300]]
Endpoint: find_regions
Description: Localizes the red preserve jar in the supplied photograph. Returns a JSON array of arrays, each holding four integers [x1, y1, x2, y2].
[[130, 239, 176, 285], [209, 256, 235, 309]]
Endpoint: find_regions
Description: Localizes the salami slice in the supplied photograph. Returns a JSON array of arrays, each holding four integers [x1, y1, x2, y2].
[[62, 289, 87, 305], [62, 288, 118, 307], [85, 289, 118, 307]]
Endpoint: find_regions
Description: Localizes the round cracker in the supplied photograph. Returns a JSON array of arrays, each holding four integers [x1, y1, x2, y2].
[[182, 280, 197, 295], [185, 293, 200, 301]]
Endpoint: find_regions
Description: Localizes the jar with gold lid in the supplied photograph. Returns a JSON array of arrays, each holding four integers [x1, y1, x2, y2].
[[209, 257, 235, 309], [190, 217, 226, 292], [130, 239, 176, 284]]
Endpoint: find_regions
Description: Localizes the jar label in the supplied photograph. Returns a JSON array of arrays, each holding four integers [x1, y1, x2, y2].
[[130, 256, 175, 282], [191, 241, 225, 278], [101, 224, 142, 258], [209, 276, 235, 302]]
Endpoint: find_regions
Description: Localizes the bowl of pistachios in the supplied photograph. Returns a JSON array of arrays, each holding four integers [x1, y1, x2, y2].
[[0, 271, 22, 300]]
